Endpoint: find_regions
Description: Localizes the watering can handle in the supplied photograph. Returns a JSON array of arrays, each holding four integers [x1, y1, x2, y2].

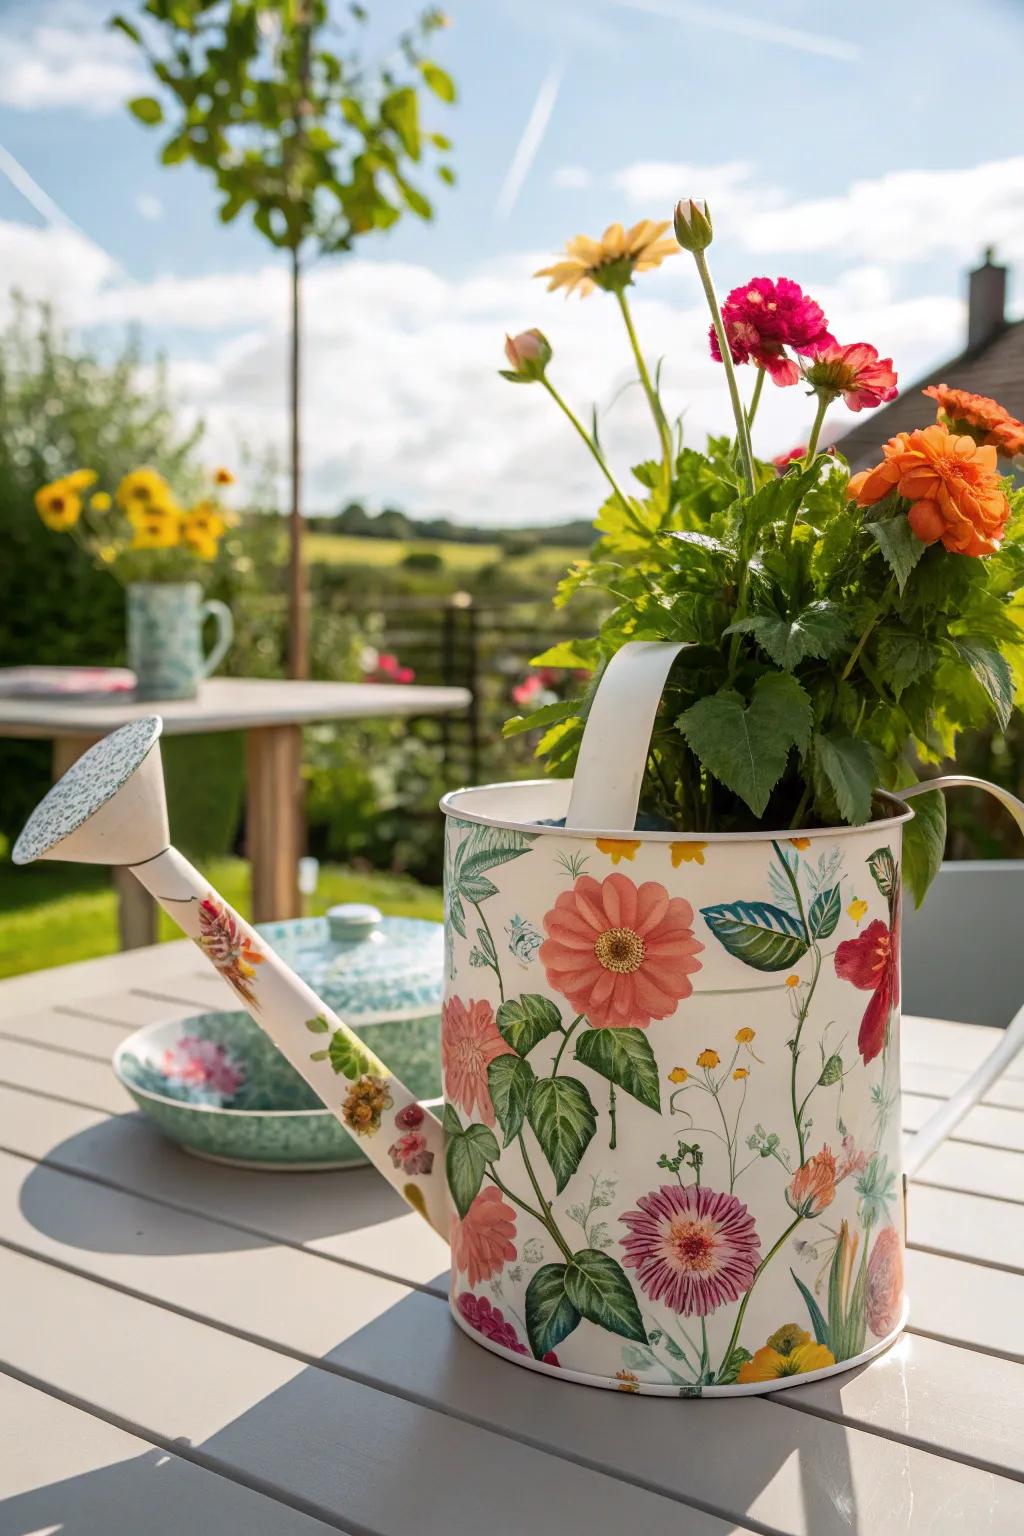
[[565, 640, 688, 831]]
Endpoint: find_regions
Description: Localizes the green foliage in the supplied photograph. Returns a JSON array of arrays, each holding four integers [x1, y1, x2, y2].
[[677, 672, 812, 818], [113, 1, 456, 257], [700, 899, 809, 971], [526, 1076, 597, 1193], [495, 993, 563, 1057], [525, 1263, 581, 1359], [574, 1026, 661, 1112], [563, 1248, 647, 1344]]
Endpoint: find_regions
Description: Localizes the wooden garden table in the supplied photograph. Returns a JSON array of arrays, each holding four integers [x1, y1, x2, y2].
[[0, 942, 1023, 1534], [0, 677, 470, 944]]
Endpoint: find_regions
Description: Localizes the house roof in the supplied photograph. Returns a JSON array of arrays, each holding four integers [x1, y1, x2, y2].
[[834, 316, 1024, 472]]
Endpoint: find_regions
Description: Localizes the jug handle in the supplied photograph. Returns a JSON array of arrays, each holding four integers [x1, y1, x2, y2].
[[895, 777, 1024, 1174], [130, 847, 450, 1237]]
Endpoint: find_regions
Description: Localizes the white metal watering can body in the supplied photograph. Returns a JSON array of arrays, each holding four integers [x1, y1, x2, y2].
[[15, 647, 1024, 1395]]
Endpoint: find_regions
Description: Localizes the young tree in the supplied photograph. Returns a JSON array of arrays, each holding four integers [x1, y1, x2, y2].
[[114, 0, 455, 677]]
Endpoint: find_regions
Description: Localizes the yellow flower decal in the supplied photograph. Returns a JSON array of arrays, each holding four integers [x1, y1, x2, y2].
[[789, 837, 811, 850], [670, 840, 707, 867], [737, 1339, 835, 1382], [696, 1048, 720, 1069], [785, 974, 801, 988], [667, 1066, 688, 1084], [733, 1067, 749, 1080], [615, 1368, 640, 1393], [596, 838, 641, 864], [847, 897, 868, 925], [735, 1027, 755, 1044]]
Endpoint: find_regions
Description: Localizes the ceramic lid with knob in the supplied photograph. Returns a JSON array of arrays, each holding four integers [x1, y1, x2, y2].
[[255, 904, 444, 1025]]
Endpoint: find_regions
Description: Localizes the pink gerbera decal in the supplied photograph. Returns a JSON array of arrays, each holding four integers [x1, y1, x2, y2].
[[539, 872, 703, 1030], [710, 276, 833, 386], [834, 914, 900, 1064], [450, 1186, 517, 1287], [441, 995, 513, 1124], [620, 1183, 761, 1317]]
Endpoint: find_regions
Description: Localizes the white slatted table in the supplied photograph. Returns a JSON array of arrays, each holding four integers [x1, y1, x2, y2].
[[1, 942, 1023, 1535]]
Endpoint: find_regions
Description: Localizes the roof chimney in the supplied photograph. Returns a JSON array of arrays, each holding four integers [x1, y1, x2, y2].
[[967, 247, 1007, 351]]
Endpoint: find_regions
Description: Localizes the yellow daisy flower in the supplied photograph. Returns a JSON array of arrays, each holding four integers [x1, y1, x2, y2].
[[733, 1067, 749, 1080], [534, 219, 677, 298], [90, 491, 112, 512], [735, 1027, 756, 1044], [182, 526, 218, 561], [667, 1066, 688, 1084], [847, 897, 868, 925], [186, 502, 227, 539], [116, 466, 172, 511], [696, 1048, 719, 1069], [34, 478, 82, 531], [670, 840, 707, 867], [596, 837, 641, 863], [64, 468, 97, 492], [131, 511, 181, 550]]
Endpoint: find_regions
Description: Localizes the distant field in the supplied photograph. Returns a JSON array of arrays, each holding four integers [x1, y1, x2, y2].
[[306, 532, 582, 576]]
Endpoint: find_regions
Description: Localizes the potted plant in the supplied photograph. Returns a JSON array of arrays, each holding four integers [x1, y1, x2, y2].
[[34, 463, 236, 699]]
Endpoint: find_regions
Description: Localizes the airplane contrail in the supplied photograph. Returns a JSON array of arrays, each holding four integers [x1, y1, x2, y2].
[[0, 140, 124, 273], [605, 0, 861, 62], [495, 64, 565, 221]]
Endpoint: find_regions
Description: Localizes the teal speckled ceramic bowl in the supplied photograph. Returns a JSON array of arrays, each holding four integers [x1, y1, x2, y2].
[[114, 1009, 442, 1169]]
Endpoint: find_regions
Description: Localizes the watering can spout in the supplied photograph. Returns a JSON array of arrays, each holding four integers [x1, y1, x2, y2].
[[14, 717, 449, 1238]]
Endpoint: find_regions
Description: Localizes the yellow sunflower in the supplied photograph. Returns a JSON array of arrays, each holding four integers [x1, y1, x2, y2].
[[534, 219, 677, 298], [186, 501, 227, 539], [35, 478, 82, 531], [131, 508, 181, 550], [116, 466, 172, 512]]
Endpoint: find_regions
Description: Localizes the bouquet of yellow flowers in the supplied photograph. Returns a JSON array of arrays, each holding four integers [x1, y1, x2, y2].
[[34, 463, 236, 580]]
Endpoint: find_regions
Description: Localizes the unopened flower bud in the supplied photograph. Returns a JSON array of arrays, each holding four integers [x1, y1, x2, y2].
[[500, 328, 552, 383], [673, 198, 713, 253]]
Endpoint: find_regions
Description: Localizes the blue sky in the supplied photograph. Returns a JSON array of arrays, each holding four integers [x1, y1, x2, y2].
[[0, 0, 1021, 523]]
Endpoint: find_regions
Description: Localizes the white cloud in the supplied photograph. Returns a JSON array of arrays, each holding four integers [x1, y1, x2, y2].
[[611, 158, 759, 212], [137, 194, 164, 222], [552, 166, 593, 191], [0, 5, 148, 116], [0, 218, 113, 317]]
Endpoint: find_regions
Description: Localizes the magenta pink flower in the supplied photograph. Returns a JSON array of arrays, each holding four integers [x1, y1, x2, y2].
[[620, 1183, 761, 1317], [456, 1292, 529, 1354], [161, 1035, 246, 1098], [802, 341, 898, 412], [710, 276, 833, 386], [394, 1102, 425, 1131]]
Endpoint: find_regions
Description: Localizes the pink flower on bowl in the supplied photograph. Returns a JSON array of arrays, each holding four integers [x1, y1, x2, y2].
[[161, 1035, 246, 1098]]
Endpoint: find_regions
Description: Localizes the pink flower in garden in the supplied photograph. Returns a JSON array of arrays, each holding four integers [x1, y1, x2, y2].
[[456, 1292, 529, 1354], [866, 1225, 903, 1337], [451, 1186, 518, 1286], [772, 444, 807, 471], [620, 1183, 761, 1317], [441, 996, 513, 1124], [539, 871, 703, 1029], [394, 1102, 425, 1131], [387, 1130, 434, 1177], [834, 914, 900, 1065], [161, 1035, 246, 1098], [365, 651, 415, 684], [802, 341, 898, 412], [710, 276, 833, 386]]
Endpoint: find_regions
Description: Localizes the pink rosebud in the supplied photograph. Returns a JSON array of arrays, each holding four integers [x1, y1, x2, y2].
[[501, 329, 552, 383]]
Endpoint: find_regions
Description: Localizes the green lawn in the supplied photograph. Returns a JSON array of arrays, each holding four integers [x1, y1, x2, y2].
[[306, 531, 579, 578], [0, 858, 443, 979]]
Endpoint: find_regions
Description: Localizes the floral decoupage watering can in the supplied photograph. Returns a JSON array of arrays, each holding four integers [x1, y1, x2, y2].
[[15, 642, 1024, 1397]]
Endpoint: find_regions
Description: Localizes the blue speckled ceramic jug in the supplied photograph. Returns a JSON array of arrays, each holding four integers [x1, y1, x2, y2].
[[127, 580, 233, 700]]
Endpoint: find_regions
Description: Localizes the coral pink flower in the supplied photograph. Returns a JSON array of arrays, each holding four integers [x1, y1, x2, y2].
[[834, 915, 900, 1064], [442, 996, 513, 1124], [802, 341, 898, 412], [456, 1292, 529, 1354], [710, 276, 833, 386], [539, 872, 703, 1030], [162, 1036, 246, 1098], [387, 1130, 434, 1176], [451, 1186, 518, 1286], [787, 1146, 838, 1217], [866, 1225, 903, 1337], [620, 1183, 760, 1317]]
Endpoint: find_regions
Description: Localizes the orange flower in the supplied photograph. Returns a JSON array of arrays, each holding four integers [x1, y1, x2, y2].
[[848, 423, 1009, 558], [787, 1146, 837, 1217], [789, 837, 811, 850], [924, 383, 1024, 460]]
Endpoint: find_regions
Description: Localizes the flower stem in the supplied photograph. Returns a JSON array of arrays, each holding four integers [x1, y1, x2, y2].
[[716, 1214, 804, 1380], [517, 1132, 575, 1262], [693, 249, 755, 495], [839, 584, 894, 682], [550, 1014, 583, 1076], [541, 378, 646, 535], [789, 943, 822, 1167], [616, 288, 673, 493], [746, 367, 766, 430], [471, 901, 503, 1002], [608, 1081, 617, 1150], [803, 391, 832, 466]]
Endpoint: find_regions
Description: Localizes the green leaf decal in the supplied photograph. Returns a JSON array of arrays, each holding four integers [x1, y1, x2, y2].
[[327, 1029, 375, 1080], [717, 1345, 754, 1385], [867, 846, 898, 904], [791, 1269, 829, 1347], [867, 515, 926, 593], [525, 1264, 581, 1359], [902, 789, 946, 909], [677, 672, 813, 818], [808, 885, 841, 940], [526, 1077, 597, 1192], [445, 1123, 499, 1218], [457, 825, 536, 883], [724, 601, 851, 670], [951, 640, 1014, 730], [442, 1103, 463, 1138], [496, 994, 564, 1057], [458, 872, 499, 904], [700, 900, 809, 972], [574, 1027, 661, 1112], [304, 1015, 330, 1034], [813, 731, 876, 825], [564, 1248, 647, 1344], [487, 1054, 535, 1146]]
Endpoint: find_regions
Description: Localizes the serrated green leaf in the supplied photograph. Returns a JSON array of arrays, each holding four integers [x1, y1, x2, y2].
[[677, 672, 813, 817], [487, 1054, 535, 1146], [902, 788, 946, 908], [814, 731, 876, 825], [445, 1122, 499, 1218], [951, 640, 1014, 730], [496, 994, 564, 1057], [527, 1077, 597, 1192], [456, 825, 536, 884], [867, 516, 925, 593], [875, 630, 939, 699], [724, 601, 850, 670], [700, 899, 809, 971], [574, 1027, 660, 1112], [525, 1264, 580, 1358], [564, 1248, 647, 1344], [327, 1029, 376, 1080], [808, 886, 841, 939]]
